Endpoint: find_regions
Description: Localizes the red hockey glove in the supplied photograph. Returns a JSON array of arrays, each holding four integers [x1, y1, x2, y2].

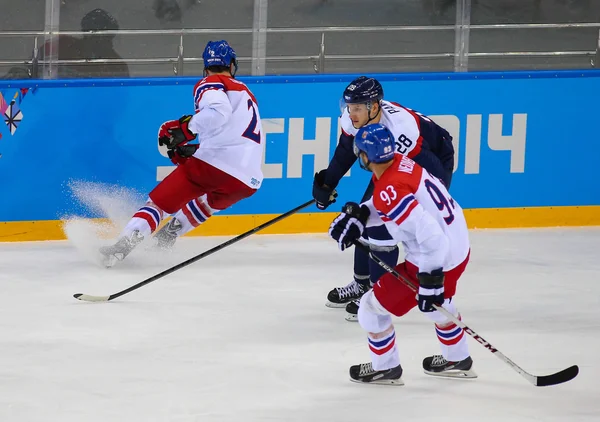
[[158, 115, 196, 149]]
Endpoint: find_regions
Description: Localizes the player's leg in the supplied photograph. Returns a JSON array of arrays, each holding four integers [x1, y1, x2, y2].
[[343, 197, 400, 321], [421, 298, 476, 379], [153, 194, 216, 249], [100, 165, 204, 267], [348, 261, 422, 385], [344, 225, 399, 321], [348, 259, 428, 385], [326, 181, 376, 308], [413, 255, 477, 378], [349, 290, 403, 385], [373, 257, 475, 379], [153, 159, 257, 248]]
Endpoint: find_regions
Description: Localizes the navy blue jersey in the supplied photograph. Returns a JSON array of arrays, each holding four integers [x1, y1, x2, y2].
[[324, 100, 454, 189]]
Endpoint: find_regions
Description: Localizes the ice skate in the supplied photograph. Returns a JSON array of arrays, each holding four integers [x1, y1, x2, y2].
[[349, 362, 404, 386], [99, 230, 145, 268], [326, 280, 369, 308], [153, 217, 182, 250], [345, 298, 362, 322], [422, 355, 477, 379]]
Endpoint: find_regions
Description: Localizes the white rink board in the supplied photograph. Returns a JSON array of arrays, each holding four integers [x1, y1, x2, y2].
[[0, 228, 598, 422]]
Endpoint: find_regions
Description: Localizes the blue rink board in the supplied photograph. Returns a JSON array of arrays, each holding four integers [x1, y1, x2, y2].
[[0, 70, 598, 222]]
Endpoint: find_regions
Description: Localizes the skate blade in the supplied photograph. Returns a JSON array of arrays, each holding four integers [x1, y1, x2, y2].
[[345, 313, 358, 322], [350, 377, 404, 386], [325, 301, 349, 309], [424, 369, 478, 379]]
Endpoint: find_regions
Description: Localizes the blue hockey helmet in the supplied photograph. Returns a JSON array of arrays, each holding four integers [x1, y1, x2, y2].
[[343, 76, 384, 105], [353, 123, 395, 169], [202, 40, 238, 76]]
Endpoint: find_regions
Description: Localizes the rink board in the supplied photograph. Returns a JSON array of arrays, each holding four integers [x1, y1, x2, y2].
[[1, 70, 599, 241]]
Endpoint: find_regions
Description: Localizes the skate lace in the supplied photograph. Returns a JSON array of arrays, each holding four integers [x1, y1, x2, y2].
[[431, 355, 448, 366], [336, 280, 360, 300], [123, 230, 144, 248], [359, 362, 375, 377]]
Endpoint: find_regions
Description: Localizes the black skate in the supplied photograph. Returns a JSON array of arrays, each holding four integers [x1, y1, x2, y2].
[[326, 279, 370, 308], [422, 355, 477, 379], [99, 230, 145, 268], [153, 217, 182, 250], [349, 362, 404, 386], [345, 298, 361, 322]]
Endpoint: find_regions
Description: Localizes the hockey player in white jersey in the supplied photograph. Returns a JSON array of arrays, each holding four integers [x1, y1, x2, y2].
[[328, 123, 474, 385], [100, 40, 264, 267], [313, 76, 455, 321]]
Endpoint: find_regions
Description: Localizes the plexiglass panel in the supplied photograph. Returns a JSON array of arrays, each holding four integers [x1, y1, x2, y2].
[[468, 0, 600, 70], [0, 0, 599, 78], [267, 0, 456, 74], [0, 0, 45, 78]]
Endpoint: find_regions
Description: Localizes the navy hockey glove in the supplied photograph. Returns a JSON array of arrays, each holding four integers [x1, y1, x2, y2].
[[167, 144, 199, 165], [329, 202, 370, 251], [313, 170, 338, 210], [417, 269, 445, 313], [158, 115, 196, 149]]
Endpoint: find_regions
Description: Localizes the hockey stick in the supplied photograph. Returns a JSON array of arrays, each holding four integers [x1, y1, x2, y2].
[[354, 241, 579, 387], [74, 199, 317, 303]]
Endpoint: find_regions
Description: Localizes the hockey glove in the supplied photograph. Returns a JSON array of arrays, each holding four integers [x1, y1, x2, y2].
[[158, 115, 196, 150], [313, 169, 338, 210], [329, 202, 370, 251], [417, 269, 445, 313], [167, 144, 199, 165]]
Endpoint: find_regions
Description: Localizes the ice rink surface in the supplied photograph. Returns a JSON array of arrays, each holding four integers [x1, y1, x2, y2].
[[1, 227, 599, 422]]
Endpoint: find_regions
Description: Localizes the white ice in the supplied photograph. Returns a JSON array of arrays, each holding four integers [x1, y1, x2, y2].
[[0, 228, 599, 422]]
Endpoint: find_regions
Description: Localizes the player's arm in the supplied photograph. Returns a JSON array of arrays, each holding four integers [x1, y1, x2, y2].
[[324, 130, 357, 187], [429, 128, 455, 188], [411, 116, 455, 188], [312, 129, 356, 210], [375, 186, 448, 273], [411, 148, 451, 188], [188, 80, 233, 136], [157, 78, 233, 163]]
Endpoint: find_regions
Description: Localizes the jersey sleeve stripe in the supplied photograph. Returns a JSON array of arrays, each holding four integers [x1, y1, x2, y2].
[[393, 200, 418, 225], [386, 194, 416, 220], [194, 83, 226, 107], [378, 212, 391, 223], [407, 136, 423, 157]]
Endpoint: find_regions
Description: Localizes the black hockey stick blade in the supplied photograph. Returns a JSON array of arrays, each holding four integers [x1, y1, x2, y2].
[[73, 198, 317, 302], [535, 365, 579, 387], [353, 241, 580, 388]]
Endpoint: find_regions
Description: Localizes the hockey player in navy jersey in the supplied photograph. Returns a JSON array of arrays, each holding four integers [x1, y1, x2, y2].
[[313, 76, 455, 321]]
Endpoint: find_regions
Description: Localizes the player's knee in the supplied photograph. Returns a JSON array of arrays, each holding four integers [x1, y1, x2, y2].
[[358, 291, 392, 333], [368, 324, 394, 339], [147, 194, 179, 215], [423, 298, 458, 324], [145, 201, 166, 214]]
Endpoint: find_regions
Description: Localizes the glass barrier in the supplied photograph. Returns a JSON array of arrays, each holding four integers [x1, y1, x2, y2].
[[266, 0, 456, 74], [468, 0, 600, 70], [0, 0, 598, 79], [0, 1, 45, 78]]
